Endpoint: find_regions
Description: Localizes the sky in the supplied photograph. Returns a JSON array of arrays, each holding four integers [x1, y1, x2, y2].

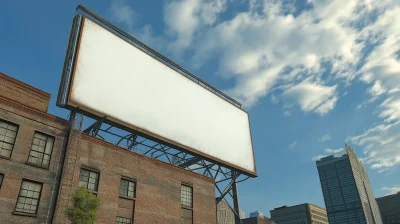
[[1, 0, 400, 218]]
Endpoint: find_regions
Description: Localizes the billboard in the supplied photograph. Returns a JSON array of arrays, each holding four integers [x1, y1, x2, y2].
[[58, 15, 256, 177]]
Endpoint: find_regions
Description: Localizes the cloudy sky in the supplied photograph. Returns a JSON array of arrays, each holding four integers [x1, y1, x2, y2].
[[1, 0, 400, 217]]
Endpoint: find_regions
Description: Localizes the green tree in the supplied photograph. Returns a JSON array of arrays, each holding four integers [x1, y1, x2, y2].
[[64, 185, 100, 224]]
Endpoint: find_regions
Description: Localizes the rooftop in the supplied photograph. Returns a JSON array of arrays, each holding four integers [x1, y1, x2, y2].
[[271, 203, 326, 211]]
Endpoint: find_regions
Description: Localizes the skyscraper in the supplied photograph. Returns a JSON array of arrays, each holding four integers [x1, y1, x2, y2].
[[376, 191, 400, 224], [316, 144, 383, 224]]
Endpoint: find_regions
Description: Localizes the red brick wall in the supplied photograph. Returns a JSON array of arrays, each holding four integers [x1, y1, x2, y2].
[[0, 72, 51, 113], [54, 131, 217, 224], [0, 95, 69, 224]]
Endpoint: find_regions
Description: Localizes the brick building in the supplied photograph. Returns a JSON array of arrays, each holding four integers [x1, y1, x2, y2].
[[0, 72, 217, 223], [270, 203, 328, 224], [0, 73, 70, 223], [53, 130, 216, 224]]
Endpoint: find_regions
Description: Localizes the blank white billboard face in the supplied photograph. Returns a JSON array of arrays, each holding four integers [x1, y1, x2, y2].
[[67, 17, 256, 176]]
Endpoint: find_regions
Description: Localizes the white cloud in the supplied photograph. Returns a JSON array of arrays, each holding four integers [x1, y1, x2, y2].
[[163, 0, 227, 56], [312, 147, 344, 161], [282, 83, 338, 115], [324, 148, 344, 154], [382, 186, 400, 195], [379, 93, 400, 123], [289, 140, 297, 149], [109, 0, 136, 31], [319, 134, 332, 142], [359, 8, 400, 91], [368, 81, 386, 96], [271, 94, 279, 103], [358, 6, 400, 122], [351, 120, 400, 172], [312, 155, 325, 161], [188, 0, 372, 113], [283, 111, 291, 116]]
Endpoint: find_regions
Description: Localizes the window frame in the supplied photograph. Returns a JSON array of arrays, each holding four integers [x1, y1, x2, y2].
[[26, 131, 55, 168], [14, 179, 43, 215], [0, 119, 19, 159], [119, 177, 136, 199], [0, 173, 4, 189], [78, 167, 100, 192], [116, 216, 133, 224], [180, 183, 193, 224]]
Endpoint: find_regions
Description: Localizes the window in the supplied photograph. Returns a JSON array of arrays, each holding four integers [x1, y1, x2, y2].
[[15, 180, 42, 214], [0, 173, 3, 188], [116, 216, 132, 224], [181, 184, 192, 208], [27, 132, 55, 167], [181, 184, 193, 224], [78, 168, 99, 191], [0, 120, 18, 158], [120, 179, 136, 198]]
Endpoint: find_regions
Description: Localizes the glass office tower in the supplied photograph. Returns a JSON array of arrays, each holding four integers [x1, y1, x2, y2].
[[376, 192, 400, 224], [316, 144, 383, 224]]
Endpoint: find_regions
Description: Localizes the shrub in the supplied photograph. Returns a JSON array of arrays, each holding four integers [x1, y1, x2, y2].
[[64, 185, 100, 224]]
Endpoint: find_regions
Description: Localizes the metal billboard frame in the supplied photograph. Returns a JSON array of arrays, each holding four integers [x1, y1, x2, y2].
[[58, 5, 256, 178], [58, 5, 257, 223]]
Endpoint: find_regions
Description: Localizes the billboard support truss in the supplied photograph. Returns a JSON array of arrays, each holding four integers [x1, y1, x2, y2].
[[72, 110, 248, 224]]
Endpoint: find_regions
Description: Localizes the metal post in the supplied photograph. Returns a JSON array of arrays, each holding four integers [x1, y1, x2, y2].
[[232, 170, 241, 224], [69, 110, 76, 123]]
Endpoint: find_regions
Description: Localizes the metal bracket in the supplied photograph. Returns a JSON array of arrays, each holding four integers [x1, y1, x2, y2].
[[82, 116, 106, 136]]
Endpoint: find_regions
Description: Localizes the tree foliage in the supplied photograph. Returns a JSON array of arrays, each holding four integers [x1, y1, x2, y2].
[[64, 185, 100, 224]]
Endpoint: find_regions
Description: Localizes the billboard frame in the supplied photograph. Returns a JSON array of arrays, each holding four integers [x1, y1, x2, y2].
[[57, 5, 257, 177]]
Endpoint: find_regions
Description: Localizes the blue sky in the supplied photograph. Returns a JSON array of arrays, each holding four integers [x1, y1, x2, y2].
[[1, 0, 400, 218]]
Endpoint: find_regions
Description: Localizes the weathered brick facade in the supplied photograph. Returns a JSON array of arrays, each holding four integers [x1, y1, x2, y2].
[[54, 131, 216, 224], [0, 73, 70, 224], [0, 72, 217, 224], [0, 73, 51, 113]]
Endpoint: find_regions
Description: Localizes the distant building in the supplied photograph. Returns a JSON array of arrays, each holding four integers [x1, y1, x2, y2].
[[242, 214, 275, 224], [270, 203, 328, 224], [217, 201, 245, 224], [316, 144, 383, 224], [240, 209, 246, 219], [250, 211, 264, 218], [376, 191, 400, 224]]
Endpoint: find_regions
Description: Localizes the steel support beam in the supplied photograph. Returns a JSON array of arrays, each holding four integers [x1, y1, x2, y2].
[[232, 170, 241, 224], [83, 116, 106, 136], [178, 157, 202, 168], [72, 113, 252, 224]]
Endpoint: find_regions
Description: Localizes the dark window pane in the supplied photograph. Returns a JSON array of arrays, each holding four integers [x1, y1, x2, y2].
[[28, 132, 54, 167], [181, 208, 193, 224], [119, 179, 136, 198], [0, 120, 18, 158], [181, 185, 193, 224], [116, 216, 132, 224], [15, 180, 42, 214], [78, 169, 99, 191], [0, 173, 3, 188]]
